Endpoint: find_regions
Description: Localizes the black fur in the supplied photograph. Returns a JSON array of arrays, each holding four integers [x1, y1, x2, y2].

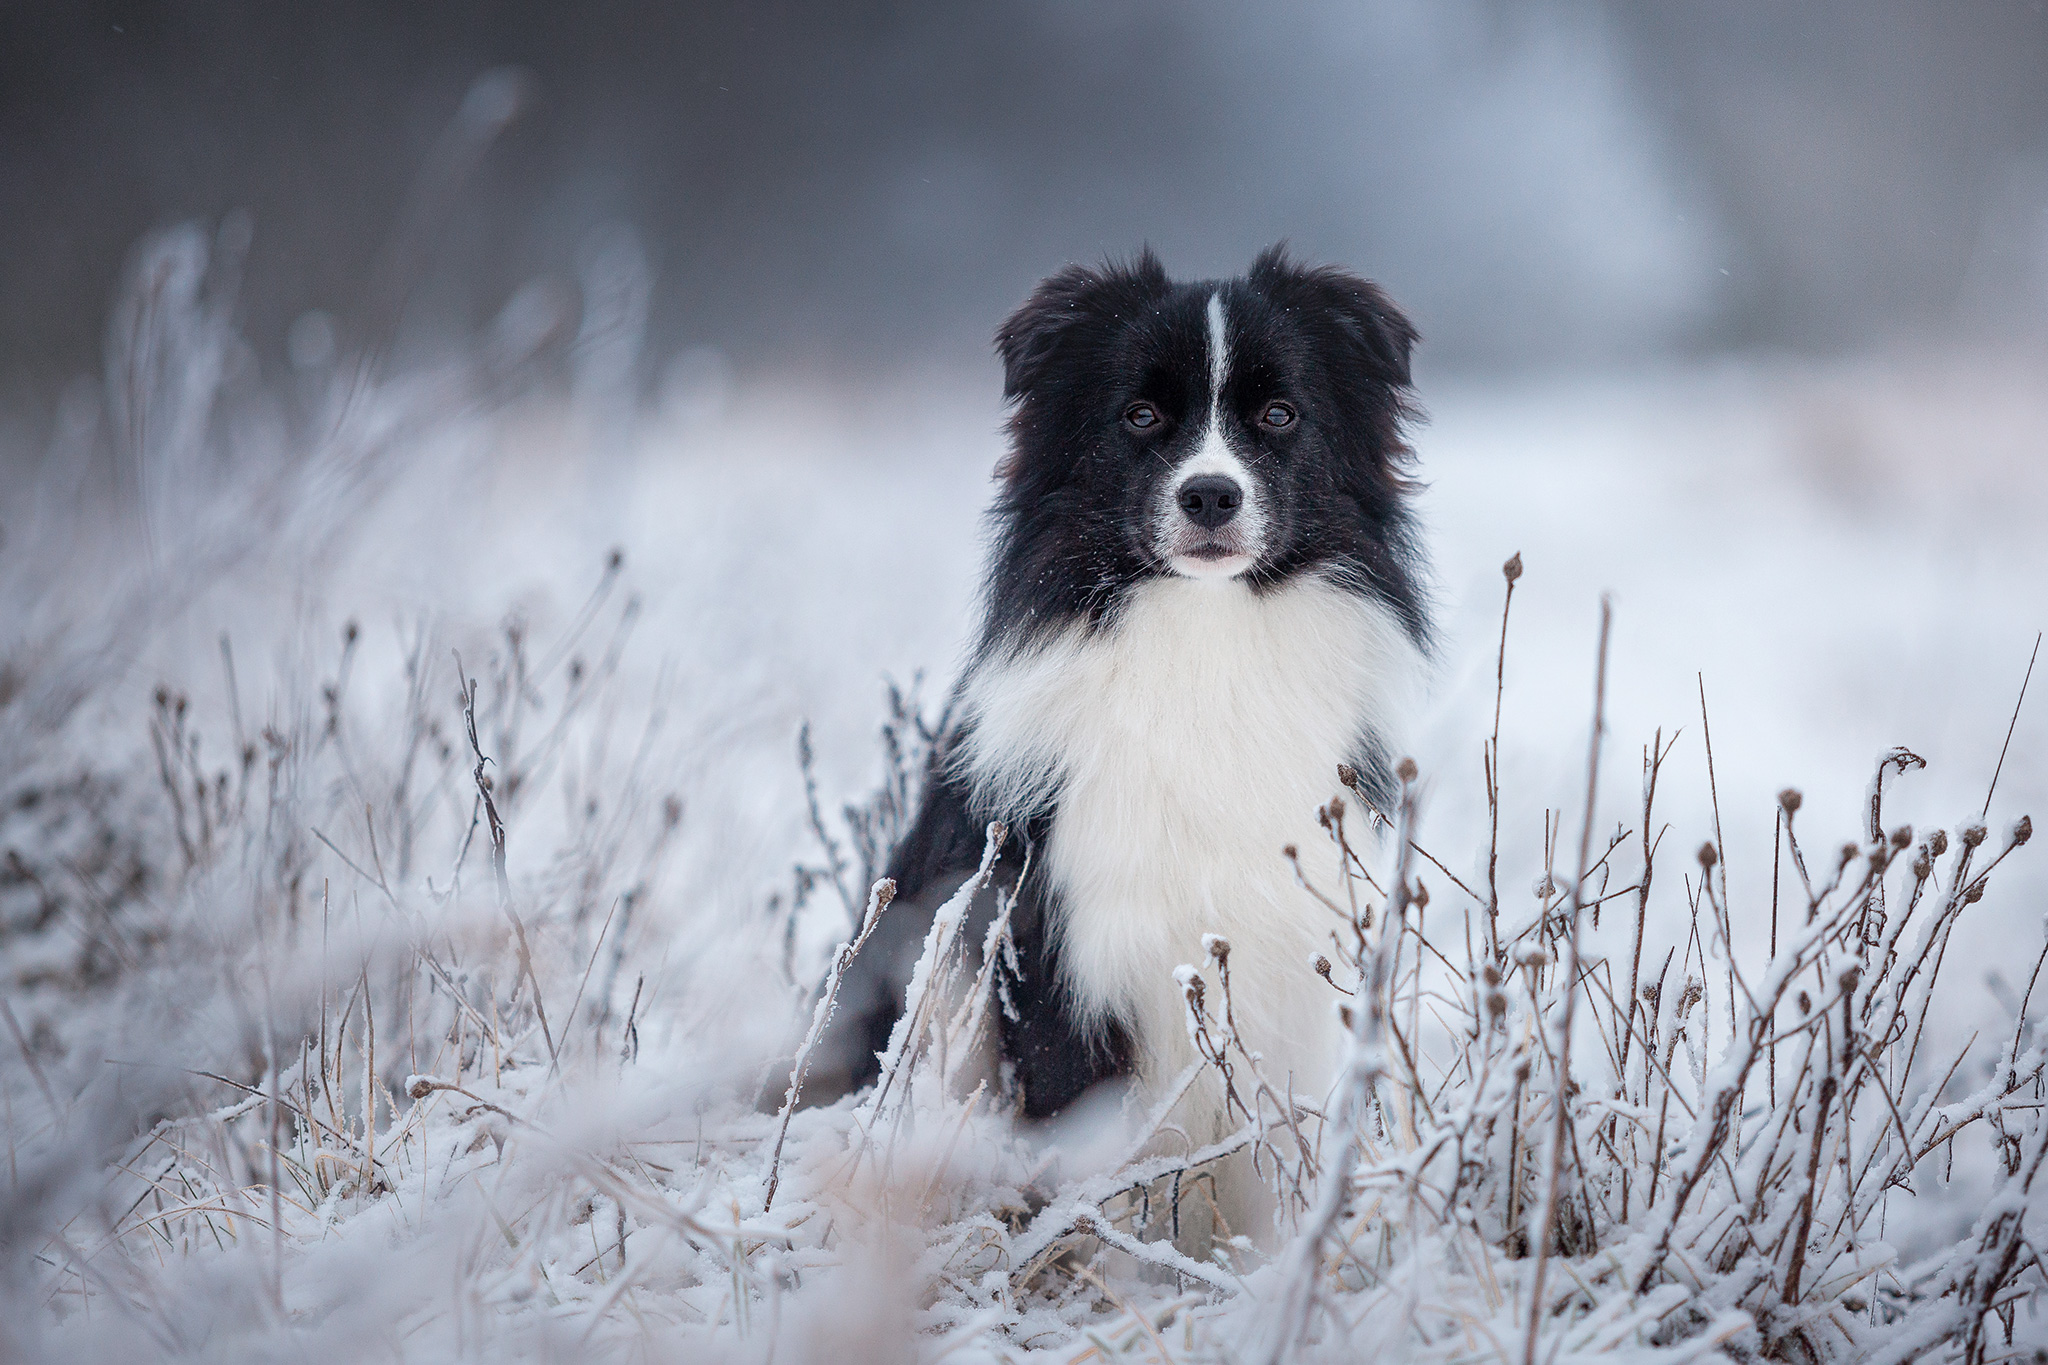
[[801, 246, 1426, 1117], [983, 244, 1426, 651]]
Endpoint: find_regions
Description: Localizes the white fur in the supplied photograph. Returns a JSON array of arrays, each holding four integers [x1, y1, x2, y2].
[[1207, 290, 1229, 400], [956, 571, 1422, 1136], [1159, 292, 1264, 580]]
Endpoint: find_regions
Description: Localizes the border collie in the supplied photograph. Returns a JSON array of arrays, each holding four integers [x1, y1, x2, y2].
[[810, 246, 1430, 1173]]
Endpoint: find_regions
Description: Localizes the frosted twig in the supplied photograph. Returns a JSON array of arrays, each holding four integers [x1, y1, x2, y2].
[[763, 876, 895, 1210], [1259, 758, 1419, 1364], [858, 823, 1007, 1132], [1524, 594, 1609, 1364], [458, 662, 556, 1065]]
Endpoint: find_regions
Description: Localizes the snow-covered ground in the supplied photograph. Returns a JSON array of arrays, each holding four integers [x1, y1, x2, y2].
[[2, 241, 2043, 1360]]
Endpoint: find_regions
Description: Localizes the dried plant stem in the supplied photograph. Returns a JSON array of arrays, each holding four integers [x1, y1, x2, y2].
[[1260, 763, 1419, 1365], [1524, 593, 1610, 1365], [763, 876, 895, 1209], [857, 823, 1007, 1133], [1486, 552, 1522, 962], [460, 667, 556, 1066], [1982, 632, 2040, 820]]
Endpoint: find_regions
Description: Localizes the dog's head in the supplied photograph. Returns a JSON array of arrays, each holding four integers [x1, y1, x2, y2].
[[991, 245, 1421, 606]]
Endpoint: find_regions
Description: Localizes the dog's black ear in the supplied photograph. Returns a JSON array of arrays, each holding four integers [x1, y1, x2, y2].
[[997, 249, 1170, 400], [1250, 243, 1417, 390], [997, 266, 1093, 400]]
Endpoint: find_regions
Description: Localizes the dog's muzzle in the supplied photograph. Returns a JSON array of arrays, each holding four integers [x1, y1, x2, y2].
[[1162, 470, 1261, 578]]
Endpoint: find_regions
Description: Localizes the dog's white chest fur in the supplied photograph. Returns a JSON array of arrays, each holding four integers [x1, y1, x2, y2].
[[958, 573, 1420, 1124]]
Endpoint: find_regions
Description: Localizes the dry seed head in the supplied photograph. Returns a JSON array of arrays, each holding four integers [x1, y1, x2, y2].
[[1964, 880, 1985, 904], [1913, 852, 1933, 880], [1779, 788, 1803, 815], [1482, 964, 1502, 987], [2015, 815, 2033, 847], [1485, 990, 1508, 1020], [1679, 979, 1704, 1014], [1413, 881, 1429, 910], [1312, 954, 1334, 984], [1283, 844, 1298, 860], [1203, 933, 1231, 964], [1930, 829, 1949, 857], [1890, 824, 1913, 849], [1838, 965, 1862, 993], [1503, 552, 1523, 583], [1396, 757, 1419, 783], [1531, 873, 1558, 899], [1336, 762, 1359, 788], [1962, 822, 1988, 849], [1697, 841, 1718, 869], [1797, 990, 1812, 1015], [1838, 842, 1859, 870], [1515, 943, 1551, 968]]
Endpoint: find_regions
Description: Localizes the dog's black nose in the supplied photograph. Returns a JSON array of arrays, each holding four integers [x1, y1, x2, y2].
[[1177, 475, 1242, 529]]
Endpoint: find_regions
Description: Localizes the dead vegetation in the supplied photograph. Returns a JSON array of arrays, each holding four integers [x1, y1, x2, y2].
[[2, 542, 2039, 1364]]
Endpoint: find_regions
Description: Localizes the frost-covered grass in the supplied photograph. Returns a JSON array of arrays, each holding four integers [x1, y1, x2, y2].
[[3, 227, 2046, 1362]]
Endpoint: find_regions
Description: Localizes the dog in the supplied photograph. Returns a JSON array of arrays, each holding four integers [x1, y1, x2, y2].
[[807, 246, 1430, 1210]]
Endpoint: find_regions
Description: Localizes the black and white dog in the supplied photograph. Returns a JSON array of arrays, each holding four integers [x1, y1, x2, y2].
[[811, 246, 1430, 1143]]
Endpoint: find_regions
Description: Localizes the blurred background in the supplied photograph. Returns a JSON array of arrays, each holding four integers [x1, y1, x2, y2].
[[3, 0, 2046, 1046], [6, 0, 2048, 421], [4, 0, 2041, 842], [1, 4, 2046, 1349], [2, 0, 2044, 986]]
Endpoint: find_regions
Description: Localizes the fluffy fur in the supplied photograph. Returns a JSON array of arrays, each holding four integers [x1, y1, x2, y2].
[[808, 246, 1430, 1150], [957, 574, 1421, 1100]]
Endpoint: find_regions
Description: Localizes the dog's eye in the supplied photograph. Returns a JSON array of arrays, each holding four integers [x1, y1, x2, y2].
[[1261, 402, 1297, 430], [1124, 403, 1161, 431]]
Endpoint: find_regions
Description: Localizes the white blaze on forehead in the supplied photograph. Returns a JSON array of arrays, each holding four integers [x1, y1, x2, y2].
[[1206, 290, 1229, 415], [1168, 291, 1260, 524], [1186, 291, 1240, 476], [1156, 289, 1263, 575]]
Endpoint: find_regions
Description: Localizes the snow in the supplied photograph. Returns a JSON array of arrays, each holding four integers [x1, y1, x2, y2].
[[2, 245, 2045, 1360]]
